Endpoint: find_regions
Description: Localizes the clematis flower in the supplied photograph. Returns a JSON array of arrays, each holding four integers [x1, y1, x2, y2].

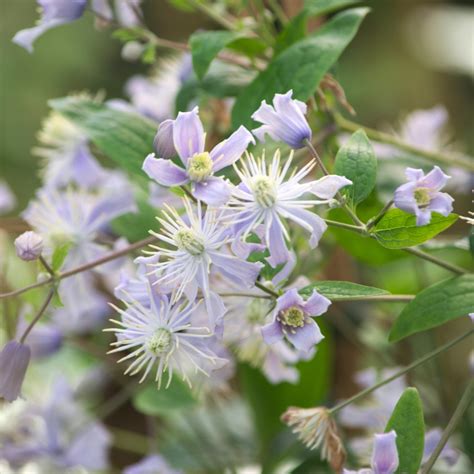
[[344, 431, 399, 474], [227, 150, 351, 266], [14, 231, 44, 261], [124, 454, 182, 474], [12, 0, 87, 53], [147, 198, 262, 330], [394, 166, 454, 225], [252, 90, 312, 149], [262, 288, 330, 352], [0, 341, 31, 402], [143, 107, 255, 206], [34, 111, 107, 190], [106, 283, 222, 388], [0, 377, 111, 470]]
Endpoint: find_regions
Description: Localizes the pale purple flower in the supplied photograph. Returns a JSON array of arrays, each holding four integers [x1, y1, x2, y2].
[[34, 111, 107, 189], [148, 182, 183, 209], [143, 107, 255, 206], [227, 150, 351, 266], [252, 90, 312, 149], [14, 231, 44, 261], [124, 454, 182, 474], [0, 341, 31, 402], [107, 283, 222, 388], [394, 166, 454, 225], [262, 288, 330, 352], [344, 431, 399, 474], [0, 180, 16, 214], [423, 428, 459, 467], [12, 0, 87, 53], [0, 377, 111, 469], [147, 199, 262, 330]]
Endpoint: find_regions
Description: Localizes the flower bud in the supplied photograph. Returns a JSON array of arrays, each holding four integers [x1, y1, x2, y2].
[[14, 231, 43, 261], [153, 120, 176, 159], [0, 341, 31, 402]]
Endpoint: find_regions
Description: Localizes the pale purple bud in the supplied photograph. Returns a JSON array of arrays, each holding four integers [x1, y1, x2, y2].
[[0, 341, 31, 402], [14, 231, 44, 261], [371, 431, 399, 474], [153, 119, 176, 159], [252, 90, 312, 149]]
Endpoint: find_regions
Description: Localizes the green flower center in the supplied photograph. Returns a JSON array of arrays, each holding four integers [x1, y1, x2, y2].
[[414, 187, 431, 207], [146, 328, 172, 355], [175, 229, 205, 256], [187, 152, 213, 182], [280, 306, 306, 327], [252, 176, 277, 208]]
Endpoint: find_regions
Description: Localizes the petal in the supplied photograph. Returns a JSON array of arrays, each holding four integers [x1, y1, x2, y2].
[[210, 126, 255, 171], [286, 319, 324, 352], [210, 251, 262, 288], [275, 288, 304, 313], [12, 24, 52, 53], [204, 291, 226, 331], [266, 215, 290, 267], [405, 167, 424, 182], [142, 154, 189, 186], [420, 166, 450, 190], [261, 320, 284, 345], [86, 192, 136, 232], [393, 182, 418, 215], [304, 290, 331, 316], [281, 206, 327, 248], [427, 192, 453, 216], [416, 209, 432, 226], [192, 177, 231, 206], [310, 175, 352, 199], [173, 107, 205, 164], [371, 431, 399, 474], [153, 119, 176, 159]]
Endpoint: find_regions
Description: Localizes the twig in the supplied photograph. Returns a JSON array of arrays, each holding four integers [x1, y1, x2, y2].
[[19, 288, 55, 343], [403, 247, 467, 275]]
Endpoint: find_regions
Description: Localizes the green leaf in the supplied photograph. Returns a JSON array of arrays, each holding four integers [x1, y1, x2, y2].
[[389, 274, 474, 342], [227, 37, 267, 58], [132, 379, 196, 416], [190, 30, 241, 80], [49, 97, 156, 178], [300, 280, 390, 300], [385, 388, 425, 474], [334, 129, 376, 205], [112, 27, 144, 42], [372, 209, 458, 250], [232, 7, 369, 129], [275, 0, 361, 54], [51, 243, 71, 272], [141, 42, 157, 64]]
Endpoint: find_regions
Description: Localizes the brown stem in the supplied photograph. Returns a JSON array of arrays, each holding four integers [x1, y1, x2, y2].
[[20, 288, 55, 343]]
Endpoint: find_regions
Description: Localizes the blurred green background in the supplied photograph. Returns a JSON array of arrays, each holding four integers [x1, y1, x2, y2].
[[1, 0, 473, 212]]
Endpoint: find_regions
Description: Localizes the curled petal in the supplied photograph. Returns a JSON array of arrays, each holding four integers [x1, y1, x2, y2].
[[142, 154, 189, 186], [311, 175, 352, 199], [275, 288, 305, 313], [153, 119, 176, 159], [282, 206, 327, 248], [303, 290, 331, 317], [210, 252, 262, 288], [427, 192, 454, 216], [420, 166, 450, 190], [405, 167, 424, 182]]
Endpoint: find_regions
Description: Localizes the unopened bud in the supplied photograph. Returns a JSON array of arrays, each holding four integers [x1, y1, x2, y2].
[[153, 120, 176, 159], [14, 231, 43, 261]]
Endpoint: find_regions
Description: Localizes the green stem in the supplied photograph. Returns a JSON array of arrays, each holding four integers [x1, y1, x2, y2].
[[188, 0, 237, 30], [268, 0, 289, 24], [305, 139, 365, 227], [421, 379, 474, 474], [324, 219, 366, 233], [334, 114, 474, 172], [366, 199, 393, 230], [255, 281, 280, 298], [39, 255, 55, 277], [0, 236, 157, 300], [403, 247, 467, 275], [329, 329, 474, 415], [19, 288, 55, 343]]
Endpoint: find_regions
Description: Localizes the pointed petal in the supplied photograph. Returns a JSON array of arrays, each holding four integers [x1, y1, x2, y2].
[[210, 126, 255, 171], [420, 166, 450, 190], [266, 216, 290, 267], [283, 206, 327, 248], [142, 154, 189, 186], [210, 252, 262, 288], [304, 290, 331, 316]]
